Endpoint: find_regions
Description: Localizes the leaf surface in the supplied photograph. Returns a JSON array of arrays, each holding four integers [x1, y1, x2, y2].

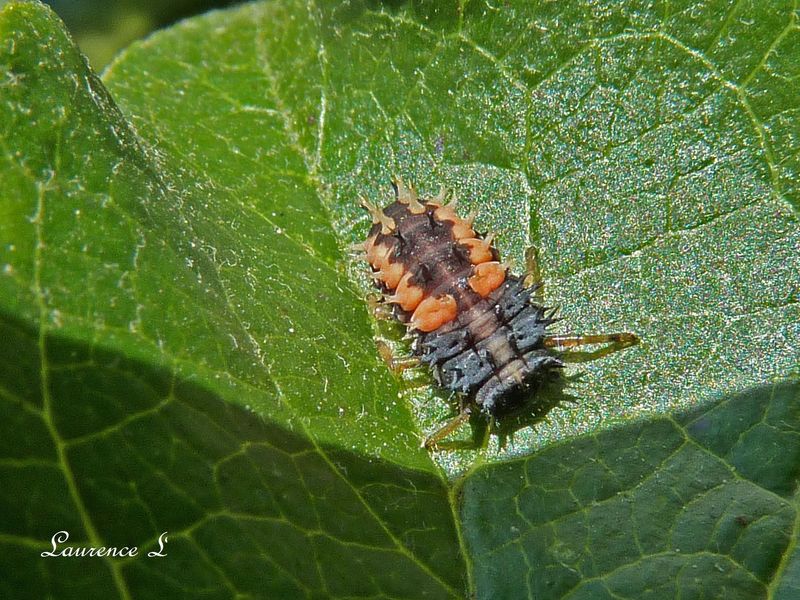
[[461, 383, 800, 598], [0, 0, 798, 598]]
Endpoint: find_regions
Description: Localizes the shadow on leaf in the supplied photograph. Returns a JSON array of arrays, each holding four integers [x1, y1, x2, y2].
[[460, 379, 800, 599], [0, 311, 465, 599]]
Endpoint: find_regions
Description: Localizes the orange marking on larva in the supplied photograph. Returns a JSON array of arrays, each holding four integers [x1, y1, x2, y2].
[[379, 260, 405, 289], [364, 234, 376, 254], [433, 204, 458, 222], [366, 239, 393, 270], [410, 295, 458, 332], [388, 271, 425, 311], [434, 204, 475, 239], [468, 261, 506, 297], [459, 238, 493, 264], [455, 212, 477, 239]]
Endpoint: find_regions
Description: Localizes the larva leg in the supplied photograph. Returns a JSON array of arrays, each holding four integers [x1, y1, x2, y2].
[[391, 357, 422, 372], [367, 294, 394, 320], [376, 341, 420, 374], [544, 332, 638, 349], [423, 407, 472, 450], [347, 241, 367, 257], [544, 332, 639, 362], [480, 415, 495, 449], [524, 246, 545, 301]]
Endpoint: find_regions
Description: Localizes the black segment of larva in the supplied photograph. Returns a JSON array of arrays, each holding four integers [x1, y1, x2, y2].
[[415, 275, 561, 416]]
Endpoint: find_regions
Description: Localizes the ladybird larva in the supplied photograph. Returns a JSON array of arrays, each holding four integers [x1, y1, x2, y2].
[[360, 178, 637, 449]]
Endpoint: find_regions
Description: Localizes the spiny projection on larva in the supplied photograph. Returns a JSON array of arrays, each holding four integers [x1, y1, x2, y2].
[[355, 178, 638, 449]]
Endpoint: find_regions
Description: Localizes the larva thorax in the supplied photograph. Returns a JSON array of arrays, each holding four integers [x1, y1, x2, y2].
[[364, 182, 506, 332]]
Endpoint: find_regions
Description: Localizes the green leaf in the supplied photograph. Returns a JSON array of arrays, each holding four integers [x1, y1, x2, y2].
[[1, 0, 798, 598], [0, 1, 460, 597], [460, 383, 800, 598]]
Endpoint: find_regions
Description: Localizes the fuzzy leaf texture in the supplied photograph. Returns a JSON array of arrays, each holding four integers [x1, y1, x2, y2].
[[0, 1, 798, 598]]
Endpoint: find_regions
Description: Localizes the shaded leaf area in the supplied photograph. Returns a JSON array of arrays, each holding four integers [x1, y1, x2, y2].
[[461, 382, 800, 599], [0, 312, 464, 599]]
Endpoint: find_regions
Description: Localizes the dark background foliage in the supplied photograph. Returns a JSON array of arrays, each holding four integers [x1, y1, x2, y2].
[[43, 0, 241, 67]]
